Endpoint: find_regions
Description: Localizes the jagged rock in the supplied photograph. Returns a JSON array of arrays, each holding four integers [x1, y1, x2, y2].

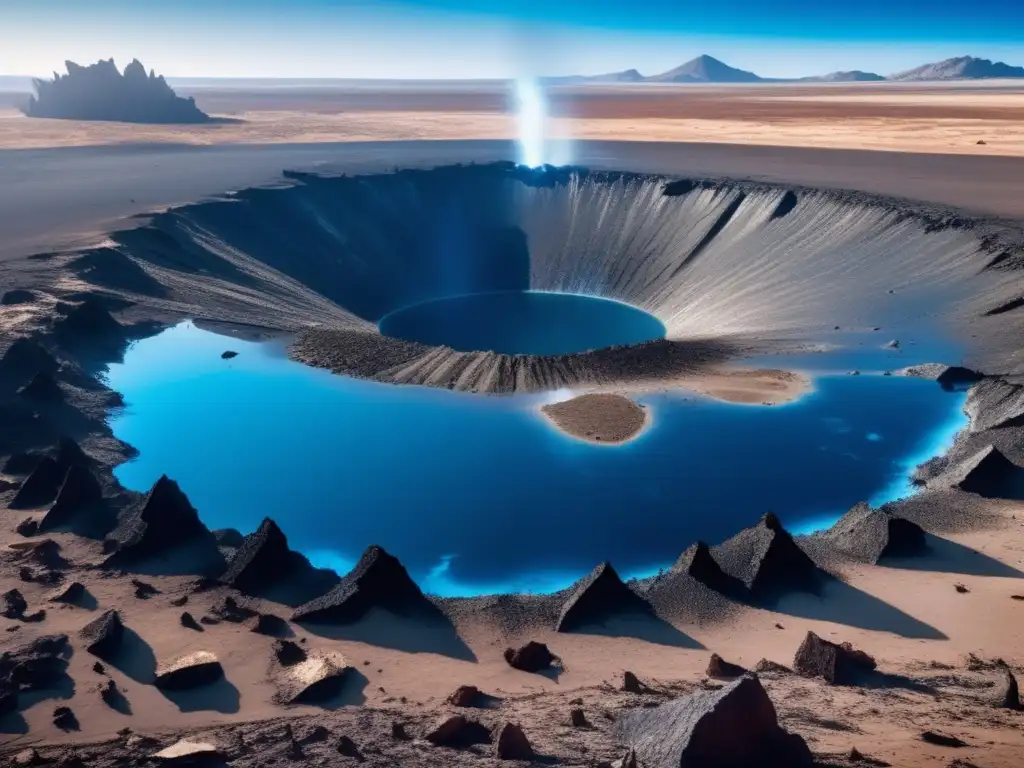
[[247, 613, 290, 637], [213, 528, 244, 548], [336, 735, 361, 758], [212, 596, 256, 622], [0, 338, 59, 379], [80, 610, 124, 658], [274, 640, 307, 667], [448, 685, 482, 707], [425, 715, 491, 747], [753, 659, 792, 674], [0, 635, 69, 697], [132, 579, 160, 599], [570, 708, 589, 727], [27, 59, 211, 124], [15, 518, 38, 537], [221, 517, 318, 594], [964, 378, 1024, 432], [291, 544, 432, 624], [39, 465, 103, 532], [272, 651, 351, 705], [823, 502, 927, 563], [92, 662, 105, 674], [54, 297, 125, 343], [495, 723, 534, 760], [901, 364, 983, 391], [707, 654, 747, 678], [47, 581, 87, 605], [2, 589, 28, 619], [221, 351, 239, 360], [19, 372, 64, 403], [152, 740, 224, 764], [670, 541, 741, 593], [793, 631, 876, 684], [996, 663, 1021, 710], [0, 478, 20, 493], [53, 705, 78, 730], [105, 475, 216, 561], [556, 562, 651, 631], [10, 457, 65, 508], [622, 671, 643, 693], [180, 612, 202, 631], [504, 641, 556, 673], [712, 513, 821, 595], [154, 651, 223, 690], [614, 675, 813, 767], [933, 445, 1024, 499], [9, 538, 66, 571]]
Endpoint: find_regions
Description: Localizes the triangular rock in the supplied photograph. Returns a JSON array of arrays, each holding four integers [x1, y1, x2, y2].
[[79, 610, 124, 659], [670, 542, 743, 593], [964, 378, 1024, 432], [556, 562, 651, 632], [495, 722, 534, 760], [54, 297, 124, 342], [614, 675, 813, 767], [936, 445, 1024, 499], [39, 465, 103, 532], [105, 475, 215, 560], [18, 372, 64, 403], [9, 457, 65, 509], [221, 518, 305, 593], [712, 513, 821, 595], [824, 502, 926, 563], [996, 664, 1021, 710], [291, 545, 432, 624], [793, 631, 876, 685]]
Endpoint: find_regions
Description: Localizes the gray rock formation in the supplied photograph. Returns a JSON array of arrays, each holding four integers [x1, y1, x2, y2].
[[10, 457, 65, 509], [669, 541, 743, 594], [823, 502, 927, 563], [220, 517, 326, 595], [556, 562, 651, 631], [964, 379, 1024, 432], [154, 651, 224, 690], [26, 59, 211, 123], [892, 56, 1024, 81], [39, 464, 104, 532], [793, 631, 876, 684], [649, 55, 762, 83], [614, 675, 813, 767], [79, 610, 124, 659], [933, 445, 1024, 498], [712, 513, 821, 596], [272, 651, 351, 705], [18, 372, 63, 403]]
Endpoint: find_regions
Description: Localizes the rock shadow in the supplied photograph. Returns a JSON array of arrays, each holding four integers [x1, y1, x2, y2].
[[298, 608, 476, 662], [0, 713, 28, 735], [159, 676, 241, 714], [298, 668, 369, 710], [566, 612, 704, 650], [102, 627, 157, 684], [761, 574, 946, 640], [114, 540, 226, 578], [883, 533, 1024, 579]]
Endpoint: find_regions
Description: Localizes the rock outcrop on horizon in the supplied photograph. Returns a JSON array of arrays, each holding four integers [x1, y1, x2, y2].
[[823, 502, 927, 563], [649, 55, 762, 83], [556, 562, 652, 631], [891, 56, 1024, 81], [712, 513, 822, 596], [26, 59, 211, 123], [614, 675, 814, 767], [803, 70, 886, 82]]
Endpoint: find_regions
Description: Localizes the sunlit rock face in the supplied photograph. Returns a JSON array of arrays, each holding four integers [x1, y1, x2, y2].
[[73, 163, 1020, 392], [25, 58, 210, 124]]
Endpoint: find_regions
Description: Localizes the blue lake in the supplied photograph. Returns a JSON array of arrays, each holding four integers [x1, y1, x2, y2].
[[105, 321, 967, 597]]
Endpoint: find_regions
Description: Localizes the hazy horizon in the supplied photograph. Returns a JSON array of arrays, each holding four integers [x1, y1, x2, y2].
[[2, 0, 1023, 80]]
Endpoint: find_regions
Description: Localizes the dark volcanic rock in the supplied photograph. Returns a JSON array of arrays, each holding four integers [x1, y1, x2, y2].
[[614, 674, 813, 767], [570, 708, 589, 727], [425, 715, 492, 748], [622, 671, 644, 693], [18, 372, 64, 403], [936, 445, 1024, 499], [670, 541, 741, 593], [47, 581, 88, 606], [105, 474, 217, 561], [247, 612, 290, 636], [823, 502, 927, 562], [154, 651, 224, 690], [707, 653, 747, 678], [213, 527, 244, 548], [10, 457, 66, 509], [39, 464, 104, 532], [1, 290, 36, 306], [54, 296, 125, 343], [495, 722, 534, 760], [291, 544, 433, 624], [557, 562, 651, 631], [80, 610, 124, 658], [0, 338, 59, 380], [221, 350, 239, 360], [753, 659, 792, 674], [447, 685, 482, 707], [52, 705, 78, 730], [211, 596, 256, 622], [920, 731, 967, 747], [221, 517, 321, 594], [793, 631, 877, 684], [2, 589, 28, 619], [27, 58, 211, 123], [180, 612, 202, 631], [336, 735, 361, 758], [996, 663, 1021, 709], [274, 640, 308, 667], [712, 512, 822, 596], [11, 537, 66, 569], [15, 518, 38, 537], [504, 641, 556, 673]]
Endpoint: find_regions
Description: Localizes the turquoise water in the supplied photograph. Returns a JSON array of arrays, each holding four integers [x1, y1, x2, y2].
[[378, 291, 666, 355], [105, 321, 968, 597]]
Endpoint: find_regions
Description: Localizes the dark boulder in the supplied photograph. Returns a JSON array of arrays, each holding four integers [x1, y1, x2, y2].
[[10, 537, 66, 569], [823, 502, 927, 563], [132, 579, 160, 599], [53, 705, 78, 730], [570, 708, 589, 727], [10, 457, 65, 509], [556, 562, 652, 631], [0, 338, 59, 380], [2, 589, 28, 619], [105, 475, 217, 561], [180, 612, 202, 631], [221, 518, 315, 594], [670, 541, 742, 594], [54, 297, 125, 344], [336, 735, 361, 758], [0, 635, 70, 700], [425, 715, 492, 748], [211, 596, 256, 623], [154, 651, 223, 690], [920, 731, 967, 748], [19, 372, 64, 403], [447, 685, 482, 707], [80, 610, 124, 659], [272, 651, 351, 705], [247, 613, 290, 637], [504, 641, 556, 673], [39, 464, 104, 532], [707, 654, 747, 678], [996, 663, 1021, 710], [622, 670, 644, 693], [1, 290, 35, 305], [936, 445, 1024, 499], [221, 351, 239, 360], [274, 640, 308, 667], [495, 722, 534, 760], [614, 674, 813, 767], [291, 544, 433, 624], [753, 659, 792, 674], [47, 581, 88, 606], [712, 513, 822, 596], [793, 631, 876, 685]]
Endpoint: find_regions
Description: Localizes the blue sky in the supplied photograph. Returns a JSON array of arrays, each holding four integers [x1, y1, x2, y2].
[[3, 0, 1023, 78]]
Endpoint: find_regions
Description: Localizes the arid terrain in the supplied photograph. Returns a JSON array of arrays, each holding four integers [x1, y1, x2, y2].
[[1, 81, 1023, 767]]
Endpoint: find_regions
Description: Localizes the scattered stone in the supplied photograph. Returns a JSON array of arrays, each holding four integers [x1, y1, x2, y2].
[[504, 641, 556, 673], [272, 651, 351, 705], [152, 740, 224, 764], [447, 684, 482, 707], [105, 475, 217, 561], [170, 595, 188, 607], [996, 663, 1021, 710], [614, 675, 813, 767], [274, 639, 307, 667], [132, 578, 160, 599], [199, 615, 220, 626], [824, 502, 927, 563], [495, 722, 534, 760], [2, 588, 28, 619], [180, 612, 202, 631], [955, 583, 970, 594], [793, 631, 876, 684], [977, 139, 987, 145], [22, 609, 46, 623], [212, 595, 257, 623], [622, 670, 643, 693], [302, 725, 329, 743], [154, 651, 224, 690], [53, 705, 78, 730], [10, 537, 66, 569], [92, 661, 105, 674], [15, 518, 38, 537], [707, 653, 747, 678], [0, 634, 69, 700], [221, 350, 239, 360], [753, 659, 792, 674], [920, 731, 967, 748], [336, 735, 362, 759], [247, 612, 290, 637], [292, 544, 434, 624], [556, 562, 651, 631], [570, 708, 589, 727], [425, 714, 491, 748], [713, 512, 821, 595], [80, 610, 124, 658]]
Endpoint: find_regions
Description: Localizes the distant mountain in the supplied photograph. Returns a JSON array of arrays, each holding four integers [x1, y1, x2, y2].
[[891, 56, 1024, 81], [803, 70, 886, 82], [545, 68, 646, 85], [648, 55, 762, 83]]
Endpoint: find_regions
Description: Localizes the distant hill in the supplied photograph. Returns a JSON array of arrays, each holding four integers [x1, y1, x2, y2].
[[649, 55, 762, 83], [803, 70, 886, 83], [26, 58, 211, 123], [890, 56, 1024, 81]]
